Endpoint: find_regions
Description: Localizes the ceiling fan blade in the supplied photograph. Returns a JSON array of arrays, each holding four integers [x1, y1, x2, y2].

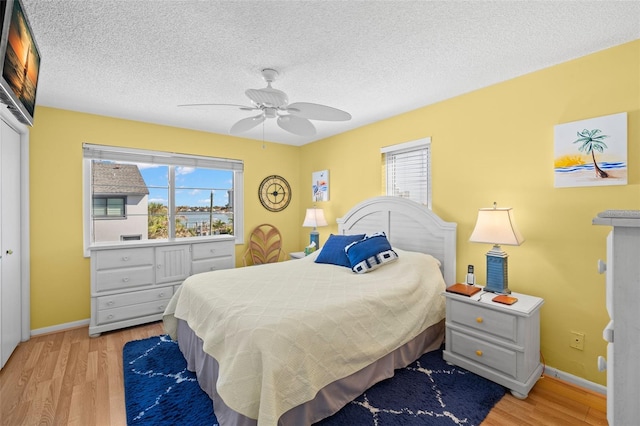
[[287, 102, 351, 121], [230, 114, 266, 134], [178, 103, 256, 110], [277, 115, 316, 136], [246, 87, 288, 108]]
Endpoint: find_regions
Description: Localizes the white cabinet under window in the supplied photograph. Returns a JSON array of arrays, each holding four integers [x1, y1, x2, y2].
[[89, 236, 235, 336]]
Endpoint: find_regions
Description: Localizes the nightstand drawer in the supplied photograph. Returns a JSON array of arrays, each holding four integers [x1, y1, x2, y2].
[[449, 329, 517, 378], [449, 299, 517, 342]]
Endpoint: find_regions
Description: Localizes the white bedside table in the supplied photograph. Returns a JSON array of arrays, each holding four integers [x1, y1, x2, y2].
[[443, 289, 544, 399], [289, 251, 306, 260]]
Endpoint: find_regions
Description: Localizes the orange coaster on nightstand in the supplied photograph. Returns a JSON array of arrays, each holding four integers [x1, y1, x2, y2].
[[492, 294, 518, 305]]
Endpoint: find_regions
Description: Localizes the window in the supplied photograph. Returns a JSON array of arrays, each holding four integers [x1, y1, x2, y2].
[[83, 144, 244, 253], [93, 197, 125, 218], [381, 137, 431, 208]]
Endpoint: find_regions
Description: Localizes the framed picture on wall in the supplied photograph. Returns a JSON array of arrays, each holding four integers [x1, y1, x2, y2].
[[312, 170, 329, 202], [554, 112, 627, 188]]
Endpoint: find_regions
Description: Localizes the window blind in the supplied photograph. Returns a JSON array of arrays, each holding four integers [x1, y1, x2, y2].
[[83, 143, 244, 171], [381, 138, 431, 207]]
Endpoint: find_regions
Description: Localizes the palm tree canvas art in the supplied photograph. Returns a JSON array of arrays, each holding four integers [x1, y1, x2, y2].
[[554, 112, 627, 188]]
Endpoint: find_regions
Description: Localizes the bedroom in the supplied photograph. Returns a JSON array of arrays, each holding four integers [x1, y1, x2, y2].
[[0, 0, 639, 424]]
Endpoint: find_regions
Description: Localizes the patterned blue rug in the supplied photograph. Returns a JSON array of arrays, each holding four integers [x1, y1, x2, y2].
[[123, 335, 506, 425]]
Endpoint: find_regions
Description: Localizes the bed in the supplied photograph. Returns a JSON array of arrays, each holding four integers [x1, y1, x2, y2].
[[163, 196, 457, 425]]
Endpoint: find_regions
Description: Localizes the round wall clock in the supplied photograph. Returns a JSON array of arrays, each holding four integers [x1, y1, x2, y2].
[[258, 175, 292, 212]]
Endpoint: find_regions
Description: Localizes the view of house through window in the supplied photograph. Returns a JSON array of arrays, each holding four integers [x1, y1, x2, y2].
[[83, 144, 243, 248]]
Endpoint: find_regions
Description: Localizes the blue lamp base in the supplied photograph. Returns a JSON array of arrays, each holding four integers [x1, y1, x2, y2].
[[484, 245, 510, 294], [309, 230, 320, 248]]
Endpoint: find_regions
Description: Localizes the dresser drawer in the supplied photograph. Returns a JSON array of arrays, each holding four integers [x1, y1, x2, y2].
[[97, 299, 170, 325], [97, 286, 173, 310], [95, 266, 154, 292], [449, 299, 517, 342], [449, 329, 518, 378], [192, 257, 233, 275], [192, 241, 234, 260], [95, 247, 154, 270]]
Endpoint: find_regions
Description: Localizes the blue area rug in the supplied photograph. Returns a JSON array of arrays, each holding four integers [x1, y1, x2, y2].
[[123, 335, 506, 425]]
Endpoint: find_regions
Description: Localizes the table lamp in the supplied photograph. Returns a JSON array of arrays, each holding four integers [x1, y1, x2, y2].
[[302, 207, 328, 248], [469, 202, 524, 294]]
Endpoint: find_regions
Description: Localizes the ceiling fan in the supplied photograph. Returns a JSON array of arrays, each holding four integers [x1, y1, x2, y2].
[[179, 68, 351, 137]]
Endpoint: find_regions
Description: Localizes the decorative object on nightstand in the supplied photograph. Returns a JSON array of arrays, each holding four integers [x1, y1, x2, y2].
[[446, 283, 481, 297], [443, 290, 544, 399], [302, 207, 328, 248], [469, 202, 524, 294]]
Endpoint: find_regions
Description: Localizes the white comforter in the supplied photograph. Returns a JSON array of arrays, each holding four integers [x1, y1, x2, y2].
[[163, 248, 446, 425]]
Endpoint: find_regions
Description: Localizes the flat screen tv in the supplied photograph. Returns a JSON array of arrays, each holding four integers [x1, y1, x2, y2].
[[0, 0, 40, 126]]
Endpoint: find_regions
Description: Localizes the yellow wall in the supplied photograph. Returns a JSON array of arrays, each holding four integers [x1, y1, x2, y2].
[[28, 40, 638, 385], [29, 109, 302, 329], [299, 40, 639, 385]]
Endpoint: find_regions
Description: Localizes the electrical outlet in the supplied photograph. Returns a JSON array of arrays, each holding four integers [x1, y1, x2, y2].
[[570, 331, 585, 350]]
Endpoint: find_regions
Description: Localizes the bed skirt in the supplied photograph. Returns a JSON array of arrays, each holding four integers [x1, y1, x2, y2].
[[176, 318, 445, 426]]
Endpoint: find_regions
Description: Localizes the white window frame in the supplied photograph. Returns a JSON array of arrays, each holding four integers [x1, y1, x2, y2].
[[82, 143, 244, 256], [380, 137, 432, 209]]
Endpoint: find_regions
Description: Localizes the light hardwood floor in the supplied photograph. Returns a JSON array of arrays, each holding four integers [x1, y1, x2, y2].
[[1, 322, 607, 425]]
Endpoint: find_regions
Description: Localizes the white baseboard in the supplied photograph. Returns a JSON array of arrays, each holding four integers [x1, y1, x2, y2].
[[543, 365, 607, 395], [30, 319, 90, 337]]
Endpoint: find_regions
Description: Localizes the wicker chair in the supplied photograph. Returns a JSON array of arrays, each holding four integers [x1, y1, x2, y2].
[[242, 224, 283, 266]]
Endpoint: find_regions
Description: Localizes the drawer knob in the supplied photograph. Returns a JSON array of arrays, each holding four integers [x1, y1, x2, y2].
[[122, 256, 130, 261], [158, 292, 165, 297], [107, 314, 114, 320], [210, 249, 216, 253], [476, 317, 483, 323], [475, 350, 483, 357], [210, 267, 216, 271], [107, 301, 114, 306], [122, 277, 129, 282], [158, 305, 165, 311]]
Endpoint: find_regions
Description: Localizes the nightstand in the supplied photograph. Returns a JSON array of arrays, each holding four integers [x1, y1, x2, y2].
[[289, 251, 306, 260], [443, 289, 544, 399]]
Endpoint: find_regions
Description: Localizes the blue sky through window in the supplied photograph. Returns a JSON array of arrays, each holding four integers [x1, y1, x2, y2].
[[138, 164, 233, 207]]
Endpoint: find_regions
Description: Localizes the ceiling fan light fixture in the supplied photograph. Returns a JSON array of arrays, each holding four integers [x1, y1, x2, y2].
[[264, 107, 277, 119]]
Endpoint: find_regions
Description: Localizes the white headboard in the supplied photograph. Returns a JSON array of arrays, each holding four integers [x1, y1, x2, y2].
[[337, 196, 457, 285]]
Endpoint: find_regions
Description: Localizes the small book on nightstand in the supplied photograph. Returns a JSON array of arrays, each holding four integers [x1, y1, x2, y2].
[[446, 283, 481, 297]]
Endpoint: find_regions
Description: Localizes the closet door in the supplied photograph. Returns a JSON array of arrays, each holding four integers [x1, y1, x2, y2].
[[0, 119, 21, 369]]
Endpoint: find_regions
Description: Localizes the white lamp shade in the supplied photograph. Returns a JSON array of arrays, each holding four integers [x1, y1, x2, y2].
[[469, 207, 524, 246], [302, 208, 328, 228]]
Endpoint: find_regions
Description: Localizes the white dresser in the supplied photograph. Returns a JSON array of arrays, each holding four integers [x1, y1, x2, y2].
[[443, 290, 544, 399], [593, 211, 640, 426], [89, 236, 235, 336]]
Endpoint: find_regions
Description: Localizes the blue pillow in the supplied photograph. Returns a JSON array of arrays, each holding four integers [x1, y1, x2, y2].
[[315, 234, 366, 267], [345, 233, 398, 273]]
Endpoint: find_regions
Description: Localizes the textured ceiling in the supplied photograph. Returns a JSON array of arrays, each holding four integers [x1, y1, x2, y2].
[[23, 0, 640, 146]]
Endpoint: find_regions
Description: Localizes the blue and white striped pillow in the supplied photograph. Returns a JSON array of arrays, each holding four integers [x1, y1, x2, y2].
[[345, 232, 398, 273]]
